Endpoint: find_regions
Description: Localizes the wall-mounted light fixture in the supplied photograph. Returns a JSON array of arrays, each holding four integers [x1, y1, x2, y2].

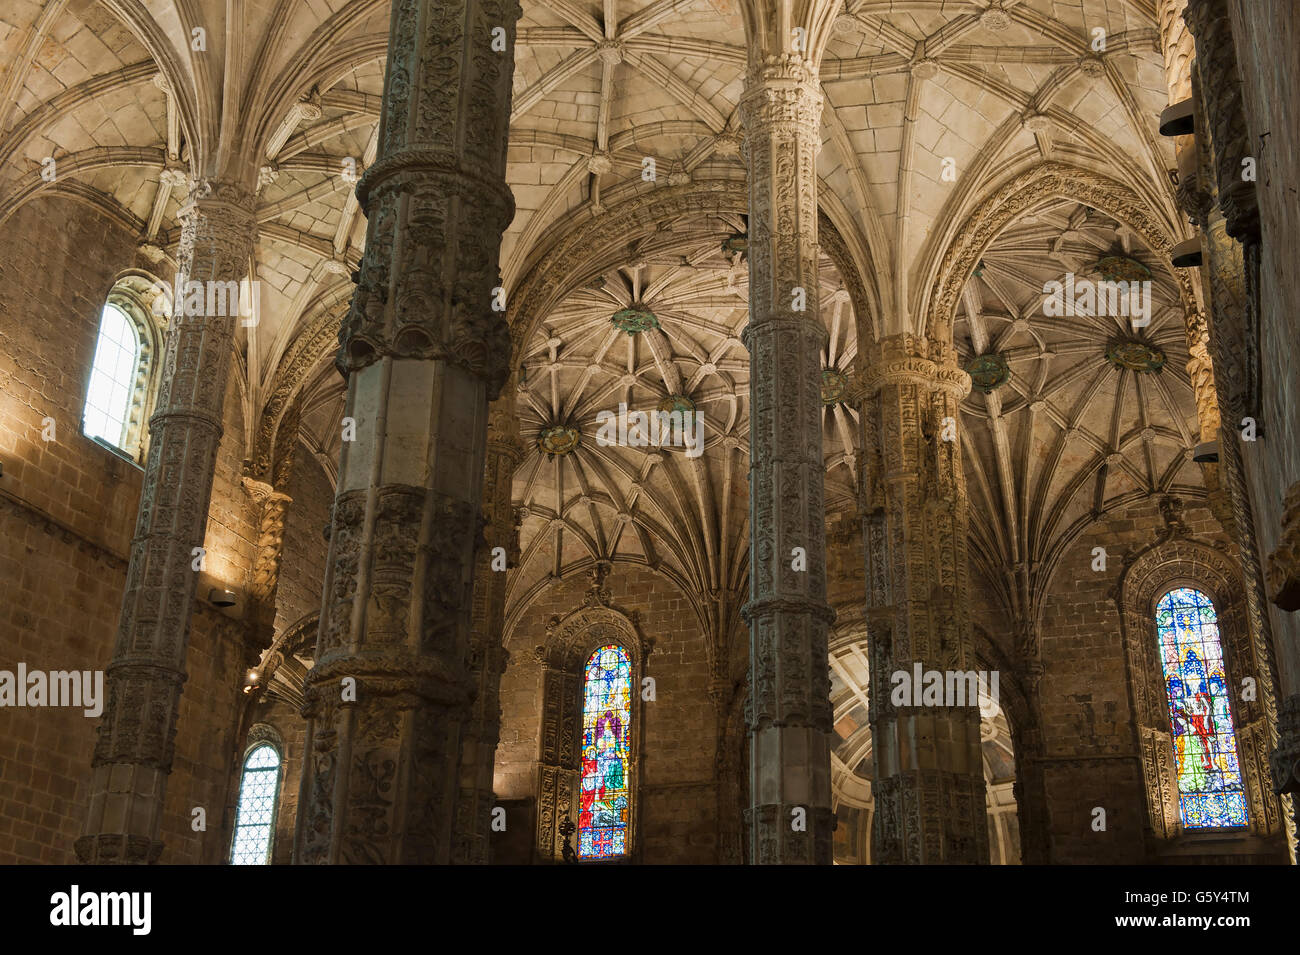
[[1170, 237, 1203, 268], [1158, 99, 1195, 137], [243, 668, 261, 695], [1193, 440, 1220, 463], [208, 587, 237, 607]]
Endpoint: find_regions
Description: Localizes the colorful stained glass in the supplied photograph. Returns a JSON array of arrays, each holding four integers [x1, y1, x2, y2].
[[579, 644, 631, 859], [1156, 588, 1247, 829]]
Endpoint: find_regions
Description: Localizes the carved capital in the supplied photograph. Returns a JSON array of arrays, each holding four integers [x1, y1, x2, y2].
[[862, 334, 971, 398]]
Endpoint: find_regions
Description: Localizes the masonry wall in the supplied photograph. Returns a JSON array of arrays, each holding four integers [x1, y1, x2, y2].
[[1227, 0, 1300, 697], [1034, 498, 1234, 864], [0, 197, 256, 863], [274, 453, 334, 634], [496, 563, 718, 863]]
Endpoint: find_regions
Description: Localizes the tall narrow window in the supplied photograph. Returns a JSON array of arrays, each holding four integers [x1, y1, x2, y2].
[[230, 744, 282, 865], [1156, 587, 1247, 829], [579, 644, 632, 859], [83, 303, 140, 450]]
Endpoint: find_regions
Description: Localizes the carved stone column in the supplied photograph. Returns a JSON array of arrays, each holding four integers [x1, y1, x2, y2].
[[452, 395, 523, 864], [738, 54, 835, 865], [861, 335, 987, 864], [77, 180, 257, 863], [1009, 623, 1052, 864], [293, 0, 520, 864], [1183, 0, 1295, 849], [1157, 2, 1234, 535]]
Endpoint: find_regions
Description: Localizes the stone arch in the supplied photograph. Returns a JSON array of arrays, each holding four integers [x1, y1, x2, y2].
[[505, 556, 710, 644], [1115, 531, 1283, 848], [920, 161, 1192, 345], [245, 721, 285, 754], [532, 569, 652, 862], [246, 284, 351, 485], [504, 178, 880, 359]]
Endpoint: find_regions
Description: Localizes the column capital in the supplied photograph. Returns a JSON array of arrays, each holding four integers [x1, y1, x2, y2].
[[861, 334, 971, 398], [241, 476, 292, 508], [739, 55, 822, 137]]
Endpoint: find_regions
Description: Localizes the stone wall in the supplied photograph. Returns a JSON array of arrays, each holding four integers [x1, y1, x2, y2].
[[0, 197, 255, 863], [497, 562, 718, 863], [1032, 497, 1245, 863], [1227, 0, 1300, 695], [274, 453, 333, 634]]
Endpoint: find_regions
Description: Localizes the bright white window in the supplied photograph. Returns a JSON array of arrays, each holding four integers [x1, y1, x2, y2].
[[82, 304, 140, 449], [230, 744, 282, 865]]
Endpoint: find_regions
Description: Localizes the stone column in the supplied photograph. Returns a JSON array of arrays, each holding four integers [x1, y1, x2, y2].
[[1183, 0, 1295, 849], [452, 396, 523, 863], [293, 0, 520, 865], [77, 180, 257, 863], [1008, 620, 1052, 864], [738, 53, 835, 865], [861, 335, 987, 864], [1156, 1, 1235, 535]]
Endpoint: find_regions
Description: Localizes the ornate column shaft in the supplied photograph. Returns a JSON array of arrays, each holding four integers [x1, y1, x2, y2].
[[861, 335, 987, 864], [1183, 1, 1296, 849], [293, 0, 521, 864], [1009, 614, 1052, 864], [452, 395, 523, 863], [78, 180, 257, 863], [739, 54, 835, 865]]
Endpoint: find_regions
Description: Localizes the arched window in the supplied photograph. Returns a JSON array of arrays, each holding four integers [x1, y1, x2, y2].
[[82, 303, 140, 451], [1155, 587, 1247, 829], [579, 644, 632, 859], [230, 743, 282, 865]]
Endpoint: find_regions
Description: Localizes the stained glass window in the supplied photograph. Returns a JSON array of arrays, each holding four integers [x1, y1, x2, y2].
[[83, 304, 139, 450], [1156, 587, 1247, 829], [579, 644, 632, 859], [230, 743, 281, 864]]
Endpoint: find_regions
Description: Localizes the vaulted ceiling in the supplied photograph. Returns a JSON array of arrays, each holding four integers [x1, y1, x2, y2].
[[507, 213, 861, 619], [957, 197, 1201, 616], [0, 0, 1198, 633]]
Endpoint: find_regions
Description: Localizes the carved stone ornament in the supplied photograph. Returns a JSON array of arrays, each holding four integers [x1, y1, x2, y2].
[[610, 304, 660, 336], [820, 369, 849, 405], [657, 394, 696, 416], [1106, 338, 1166, 373], [965, 352, 1010, 394], [1265, 480, 1300, 611], [537, 424, 581, 458], [980, 7, 1012, 32], [721, 233, 748, 256], [1021, 112, 1052, 134], [1095, 253, 1152, 283]]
